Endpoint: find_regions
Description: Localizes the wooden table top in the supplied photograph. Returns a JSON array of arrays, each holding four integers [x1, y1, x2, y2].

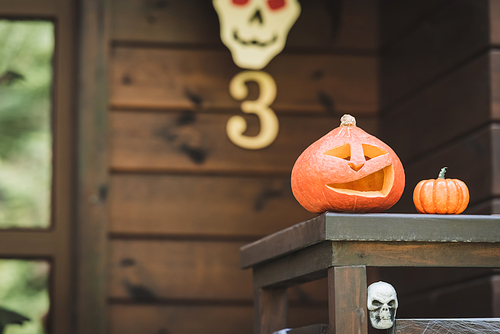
[[241, 213, 500, 269]]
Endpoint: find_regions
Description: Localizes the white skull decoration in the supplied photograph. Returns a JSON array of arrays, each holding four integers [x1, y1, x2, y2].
[[213, 0, 301, 70], [367, 282, 398, 330]]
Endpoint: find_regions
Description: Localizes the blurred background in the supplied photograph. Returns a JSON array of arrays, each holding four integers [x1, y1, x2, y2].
[[0, 20, 52, 334], [0, 1, 499, 334]]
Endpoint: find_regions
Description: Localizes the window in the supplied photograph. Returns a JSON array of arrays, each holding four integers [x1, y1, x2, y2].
[[0, 20, 53, 229]]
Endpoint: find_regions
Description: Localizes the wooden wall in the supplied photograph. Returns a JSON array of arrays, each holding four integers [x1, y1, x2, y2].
[[107, 1, 379, 333], [378, 0, 500, 319]]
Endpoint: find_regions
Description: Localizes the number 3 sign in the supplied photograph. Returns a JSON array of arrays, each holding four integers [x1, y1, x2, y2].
[[213, 0, 301, 149]]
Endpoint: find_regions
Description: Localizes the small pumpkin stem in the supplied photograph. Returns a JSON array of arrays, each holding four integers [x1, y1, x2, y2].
[[438, 167, 447, 179], [340, 114, 356, 127]]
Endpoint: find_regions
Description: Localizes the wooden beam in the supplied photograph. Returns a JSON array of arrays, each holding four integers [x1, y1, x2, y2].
[[241, 213, 500, 269], [252, 241, 500, 289], [328, 266, 367, 334], [74, 0, 110, 333], [0, 0, 57, 17], [254, 287, 288, 334], [0, 231, 55, 257]]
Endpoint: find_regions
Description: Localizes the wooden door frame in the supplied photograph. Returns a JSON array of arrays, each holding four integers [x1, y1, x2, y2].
[[0, 1, 110, 334]]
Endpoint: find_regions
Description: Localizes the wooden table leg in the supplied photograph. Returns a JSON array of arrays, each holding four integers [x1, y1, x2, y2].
[[328, 266, 368, 334], [254, 287, 288, 334]]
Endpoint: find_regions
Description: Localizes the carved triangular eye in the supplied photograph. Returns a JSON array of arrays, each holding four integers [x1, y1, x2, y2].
[[362, 144, 387, 160], [324, 143, 350, 160]]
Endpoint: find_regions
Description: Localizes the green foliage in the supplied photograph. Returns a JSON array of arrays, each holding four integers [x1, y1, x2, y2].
[[0, 260, 49, 334], [0, 20, 53, 228], [0, 20, 54, 334]]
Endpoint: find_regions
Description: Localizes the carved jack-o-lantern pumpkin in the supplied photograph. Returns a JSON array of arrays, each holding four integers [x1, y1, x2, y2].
[[291, 114, 405, 213]]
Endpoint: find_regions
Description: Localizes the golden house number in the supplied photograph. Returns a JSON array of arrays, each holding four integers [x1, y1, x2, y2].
[[226, 70, 279, 150]]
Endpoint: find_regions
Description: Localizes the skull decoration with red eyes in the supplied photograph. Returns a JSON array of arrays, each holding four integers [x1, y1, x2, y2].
[[213, 0, 301, 69], [291, 114, 405, 213]]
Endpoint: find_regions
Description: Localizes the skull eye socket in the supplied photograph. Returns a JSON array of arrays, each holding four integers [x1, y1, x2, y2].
[[267, 0, 286, 10], [232, 0, 250, 6], [372, 300, 383, 307], [362, 144, 388, 160], [388, 300, 396, 307], [324, 143, 350, 160]]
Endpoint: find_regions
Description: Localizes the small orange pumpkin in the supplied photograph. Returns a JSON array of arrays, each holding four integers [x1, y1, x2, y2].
[[291, 114, 405, 213], [413, 167, 469, 214]]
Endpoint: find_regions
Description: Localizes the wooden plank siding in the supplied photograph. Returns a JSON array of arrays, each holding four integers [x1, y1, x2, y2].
[[380, 0, 492, 109], [110, 0, 378, 51], [109, 174, 315, 237], [107, 0, 378, 333], [110, 48, 378, 114], [0, 0, 57, 17], [108, 239, 329, 303], [378, 0, 500, 323], [109, 304, 328, 334], [380, 51, 498, 163], [109, 111, 377, 173], [397, 275, 500, 318], [389, 123, 500, 213]]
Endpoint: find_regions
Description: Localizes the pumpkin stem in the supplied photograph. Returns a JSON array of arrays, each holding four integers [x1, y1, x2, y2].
[[340, 114, 356, 127], [438, 167, 447, 179]]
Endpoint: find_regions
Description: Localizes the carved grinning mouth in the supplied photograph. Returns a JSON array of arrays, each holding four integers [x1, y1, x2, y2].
[[232, 30, 278, 47], [326, 165, 394, 197]]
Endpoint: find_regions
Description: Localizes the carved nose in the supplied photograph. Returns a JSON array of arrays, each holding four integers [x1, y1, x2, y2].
[[348, 162, 364, 171], [249, 9, 264, 25]]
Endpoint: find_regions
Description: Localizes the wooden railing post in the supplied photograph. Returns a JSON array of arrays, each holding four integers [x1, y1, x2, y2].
[[328, 266, 368, 334], [254, 287, 288, 334]]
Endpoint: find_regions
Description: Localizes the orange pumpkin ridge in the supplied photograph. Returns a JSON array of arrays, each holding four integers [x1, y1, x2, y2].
[[412, 167, 470, 214], [291, 114, 405, 213]]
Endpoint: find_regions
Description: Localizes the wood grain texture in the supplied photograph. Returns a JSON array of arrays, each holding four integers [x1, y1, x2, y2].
[[389, 124, 500, 213], [109, 174, 315, 237], [110, 0, 378, 51], [75, 0, 110, 334], [109, 240, 328, 303], [376, 267, 499, 297], [0, 0, 56, 16], [492, 50, 500, 119], [109, 304, 328, 334], [491, 0, 500, 46], [252, 241, 500, 288], [380, 0, 491, 108], [380, 51, 498, 163], [255, 288, 288, 334], [110, 48, 378, 114], [109, 240, 250, 301], [241, 212, 500, 269], [329, 266, 367, 334], [396, 275, 500, 318], [468, 198, 500, 214], [51, 1, 79, 333], [110, 111, 377, 173], [241, 214, 326, 269], [283, 324, 328, 334], [379, 0, 448, 48]]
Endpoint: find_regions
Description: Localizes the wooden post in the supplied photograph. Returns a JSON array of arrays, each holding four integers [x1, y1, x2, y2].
[[254, 287, 288, 334], [328, 266, 368, 334]]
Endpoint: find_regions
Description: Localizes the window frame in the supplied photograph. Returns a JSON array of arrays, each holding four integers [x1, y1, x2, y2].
[[0, 1, 109, 334]]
